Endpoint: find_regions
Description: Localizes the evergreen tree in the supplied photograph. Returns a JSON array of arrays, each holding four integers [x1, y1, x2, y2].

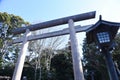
[[50, 48, 74, 80], [0, 12, 29, 75]]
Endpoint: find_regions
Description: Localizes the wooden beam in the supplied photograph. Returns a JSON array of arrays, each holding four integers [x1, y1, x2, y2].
[[12, 24, 93, 44], [12, 11, 96, 34]]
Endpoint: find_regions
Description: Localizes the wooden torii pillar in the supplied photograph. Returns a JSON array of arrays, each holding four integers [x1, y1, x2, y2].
[[12, 29, 31, 80], [11, 11, 96, 80]]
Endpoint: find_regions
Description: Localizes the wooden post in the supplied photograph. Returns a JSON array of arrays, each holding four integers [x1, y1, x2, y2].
[[68, 19, 85, 80], [12, 29, 31, 80]]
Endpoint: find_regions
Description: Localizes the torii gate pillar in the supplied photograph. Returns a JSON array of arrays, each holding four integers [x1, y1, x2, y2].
[[68, 19, 85, 80], [12, 29, 31, 80]]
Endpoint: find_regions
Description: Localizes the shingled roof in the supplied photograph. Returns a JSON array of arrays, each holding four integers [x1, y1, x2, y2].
[[86, 19, 120, 44]]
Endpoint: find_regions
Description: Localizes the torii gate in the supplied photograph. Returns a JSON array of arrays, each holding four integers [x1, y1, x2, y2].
[[11, 11, 96, 80]]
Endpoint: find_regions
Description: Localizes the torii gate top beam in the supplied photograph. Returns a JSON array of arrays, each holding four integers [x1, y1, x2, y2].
[[12, 11, 96, 34]]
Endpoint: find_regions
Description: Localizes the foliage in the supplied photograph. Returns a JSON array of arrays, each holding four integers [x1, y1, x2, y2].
[[113, 33, 120, 61], [0, 12, 29, 46], [0, 12, 29, 32], [0, 12, 29, 67], [50, 48, 74, 80], [0, 66, 14, 79], [27, 30, 63, 80], [113, 33, 120, 79], [22, 67, 35, 80], [82, 40, 109, 80], [24, 45, 74, 80]]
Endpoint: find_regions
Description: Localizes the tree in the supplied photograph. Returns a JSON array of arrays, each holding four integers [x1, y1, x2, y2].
[[27, 30, 64, 80], [0, 12, 29, 79], [82, 40, 108, 80], [50, 44, 74, 80], [0, 12, 29, 67], [113, 33, 120, 79]]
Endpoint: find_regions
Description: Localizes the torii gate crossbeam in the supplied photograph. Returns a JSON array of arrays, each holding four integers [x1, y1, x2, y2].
[[12, 24, 93, 44], [12, 11, 95, 34]]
